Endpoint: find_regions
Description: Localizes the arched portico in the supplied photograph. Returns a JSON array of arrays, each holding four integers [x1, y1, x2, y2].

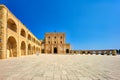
[[7, 36, 17, 57]]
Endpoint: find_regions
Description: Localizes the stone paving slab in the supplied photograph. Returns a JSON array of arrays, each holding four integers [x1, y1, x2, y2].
[[0, 54, 120, 80]]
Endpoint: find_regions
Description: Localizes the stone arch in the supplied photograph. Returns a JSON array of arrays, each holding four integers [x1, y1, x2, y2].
[[28, 34, 31, 41], [82, 51, 85, 54], [88, 51, 92, 55], [86, 51, 90, 55], [21, 41, 26, 56], [54, 47, 57, 54], [74, 51, 76, 54], [7, 19, 17, 32], [66, 49, 69, 53], [21, 29, 26, 37], [28, 44, 31, 55], [7, 36, 17, 57]]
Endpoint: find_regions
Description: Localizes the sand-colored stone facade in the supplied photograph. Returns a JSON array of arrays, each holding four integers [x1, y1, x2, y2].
[[43, 33, 70, 54], [0, 5, 117, 59], [0, 5, 71, 59], [0, 5, 41, 59]]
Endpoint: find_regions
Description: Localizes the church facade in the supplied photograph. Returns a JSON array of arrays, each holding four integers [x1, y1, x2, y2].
[[42, 33, 70, 54]]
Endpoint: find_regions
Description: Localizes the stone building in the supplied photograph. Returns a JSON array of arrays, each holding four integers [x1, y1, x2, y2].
[[0, 4, 117, 59], [0, 5, 41, 59], [43, 33, 71, 54]]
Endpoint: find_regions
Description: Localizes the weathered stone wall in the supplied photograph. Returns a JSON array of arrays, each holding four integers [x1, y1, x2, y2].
[[0, 5, 117, 59], [0, 5, 41, 59], [0, 5, 7, 59]]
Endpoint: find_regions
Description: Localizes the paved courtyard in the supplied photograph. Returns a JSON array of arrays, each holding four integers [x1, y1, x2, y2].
[[0, 54, 120, 80]]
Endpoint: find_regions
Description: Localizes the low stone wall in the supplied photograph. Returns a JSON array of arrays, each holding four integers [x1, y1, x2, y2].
[[70, 50, 117, 56]]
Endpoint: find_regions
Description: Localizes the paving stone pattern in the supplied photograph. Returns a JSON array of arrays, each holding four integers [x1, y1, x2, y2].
[[0, 54, 120, 80]]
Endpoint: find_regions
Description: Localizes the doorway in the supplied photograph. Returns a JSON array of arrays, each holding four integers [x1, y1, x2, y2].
[[54, 47, 57, 54], [66, 49, 69, 53]]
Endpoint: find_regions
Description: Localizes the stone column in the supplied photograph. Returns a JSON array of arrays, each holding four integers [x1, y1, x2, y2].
[[0, 6, 7, 59], [96, 51, 98, 55], [26, 31, 28, 55], [18, 21, 20, 57]]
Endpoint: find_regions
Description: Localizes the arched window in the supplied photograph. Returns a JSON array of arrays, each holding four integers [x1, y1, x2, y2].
[[21, 29, 26, 37], [7, 19, 17, 32], [48, 41, 50, 44], [28, 34, 31, 40], [48, 36, 50, 39]]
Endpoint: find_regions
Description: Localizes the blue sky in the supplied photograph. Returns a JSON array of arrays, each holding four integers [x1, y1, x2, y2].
[[0, 0, 120, 50]]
